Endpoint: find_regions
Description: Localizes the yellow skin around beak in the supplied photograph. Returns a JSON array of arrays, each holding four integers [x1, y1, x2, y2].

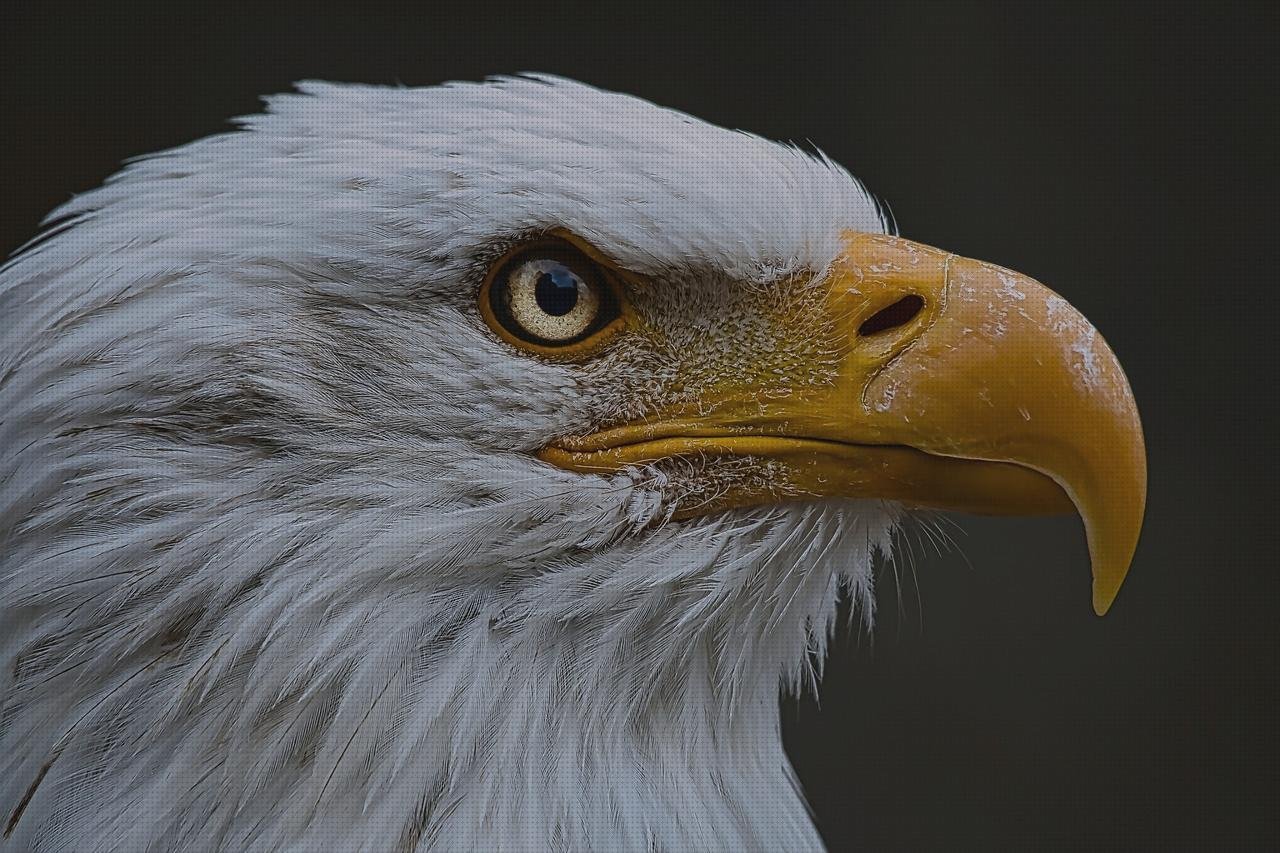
[[540, 233, 1147, 615]]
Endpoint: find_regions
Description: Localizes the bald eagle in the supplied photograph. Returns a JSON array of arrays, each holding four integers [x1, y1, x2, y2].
[[0, 76, 1145, 851]]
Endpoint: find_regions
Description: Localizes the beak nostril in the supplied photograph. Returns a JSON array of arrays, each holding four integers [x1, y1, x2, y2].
[[858, 294, 925, 337]]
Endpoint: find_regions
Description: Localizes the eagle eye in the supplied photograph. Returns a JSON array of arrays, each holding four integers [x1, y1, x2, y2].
[[481, 240, 625, 355]]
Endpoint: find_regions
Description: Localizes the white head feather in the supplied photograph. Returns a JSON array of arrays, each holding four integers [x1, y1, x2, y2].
[[0, 76, 898, 851]]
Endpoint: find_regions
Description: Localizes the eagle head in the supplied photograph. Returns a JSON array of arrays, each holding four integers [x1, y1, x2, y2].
[[0, 76, 1145, 851]]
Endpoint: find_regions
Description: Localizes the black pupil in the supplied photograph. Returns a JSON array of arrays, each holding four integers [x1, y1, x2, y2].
[[534, 265, 581, 316]]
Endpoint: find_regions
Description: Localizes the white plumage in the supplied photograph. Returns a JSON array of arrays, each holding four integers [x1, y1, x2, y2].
[[0, 76, 907, 851]]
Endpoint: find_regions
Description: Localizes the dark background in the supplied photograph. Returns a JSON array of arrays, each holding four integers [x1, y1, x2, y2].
[[3, 1, 1276, 849]]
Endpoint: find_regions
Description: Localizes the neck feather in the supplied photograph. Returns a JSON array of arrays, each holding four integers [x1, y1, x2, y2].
[[1, 444, 893, 850]]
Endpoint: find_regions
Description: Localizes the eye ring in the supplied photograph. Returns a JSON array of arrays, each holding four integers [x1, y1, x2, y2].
[[479, 239, 627, 357]]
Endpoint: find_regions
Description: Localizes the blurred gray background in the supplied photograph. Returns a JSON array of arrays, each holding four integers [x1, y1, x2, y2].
[[3, 1, 1276, 849]]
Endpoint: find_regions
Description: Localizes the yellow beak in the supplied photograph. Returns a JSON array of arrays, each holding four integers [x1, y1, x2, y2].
[[539, 233, 1147, 615]]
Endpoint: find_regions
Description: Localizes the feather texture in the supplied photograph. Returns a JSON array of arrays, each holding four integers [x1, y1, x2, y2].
[[0, 76, 895, 851]]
